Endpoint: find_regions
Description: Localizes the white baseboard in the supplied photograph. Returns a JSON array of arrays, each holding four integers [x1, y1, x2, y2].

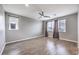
[[60, 38, 77, 43], [0, 42, 6, 55], [6, 35, 43, 44]]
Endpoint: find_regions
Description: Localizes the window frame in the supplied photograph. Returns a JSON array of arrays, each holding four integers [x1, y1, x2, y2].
[[9, 16, 19, 30], [47, 19, 66, 32], [58, 19, 66, 32], [47, 21, 54, 32]]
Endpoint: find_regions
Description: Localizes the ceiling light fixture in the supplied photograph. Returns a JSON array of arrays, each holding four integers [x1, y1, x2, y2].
[[25, 4, 29, 7]]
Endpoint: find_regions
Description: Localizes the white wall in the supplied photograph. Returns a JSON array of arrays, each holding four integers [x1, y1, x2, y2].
[[0, 5, 5, 54]]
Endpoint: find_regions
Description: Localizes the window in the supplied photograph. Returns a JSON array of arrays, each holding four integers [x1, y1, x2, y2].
[[58, 19, 66, 32], [0, 16, 4, 30], [47, 19, 66, 32], [47, 21, 54, 32], [9, 16, 19, 30]]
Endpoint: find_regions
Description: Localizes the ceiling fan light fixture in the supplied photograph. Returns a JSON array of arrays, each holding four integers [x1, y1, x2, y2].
[[25, 4, 29, 7]]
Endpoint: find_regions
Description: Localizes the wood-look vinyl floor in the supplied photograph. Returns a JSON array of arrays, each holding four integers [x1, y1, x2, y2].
[[2, 37, 78, 55]]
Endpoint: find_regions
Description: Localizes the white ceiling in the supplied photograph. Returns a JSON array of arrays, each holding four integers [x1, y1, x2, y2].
[[3, 4, 78, 20]]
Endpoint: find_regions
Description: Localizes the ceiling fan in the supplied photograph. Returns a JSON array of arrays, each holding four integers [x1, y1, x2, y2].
[[38, 10, 50, 18]]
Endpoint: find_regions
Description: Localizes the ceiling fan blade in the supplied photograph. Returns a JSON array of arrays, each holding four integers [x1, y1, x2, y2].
[[41, 11, 44, 16], [38, 11, 44, 16], [38, 10, 50, 18], [38, 13, 42, 16], [44, 16, 50, 18]]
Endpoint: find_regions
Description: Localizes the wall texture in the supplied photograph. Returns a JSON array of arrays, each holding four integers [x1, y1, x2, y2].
[[0, 5, 5, 54], [5, 12, 43, 43]]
